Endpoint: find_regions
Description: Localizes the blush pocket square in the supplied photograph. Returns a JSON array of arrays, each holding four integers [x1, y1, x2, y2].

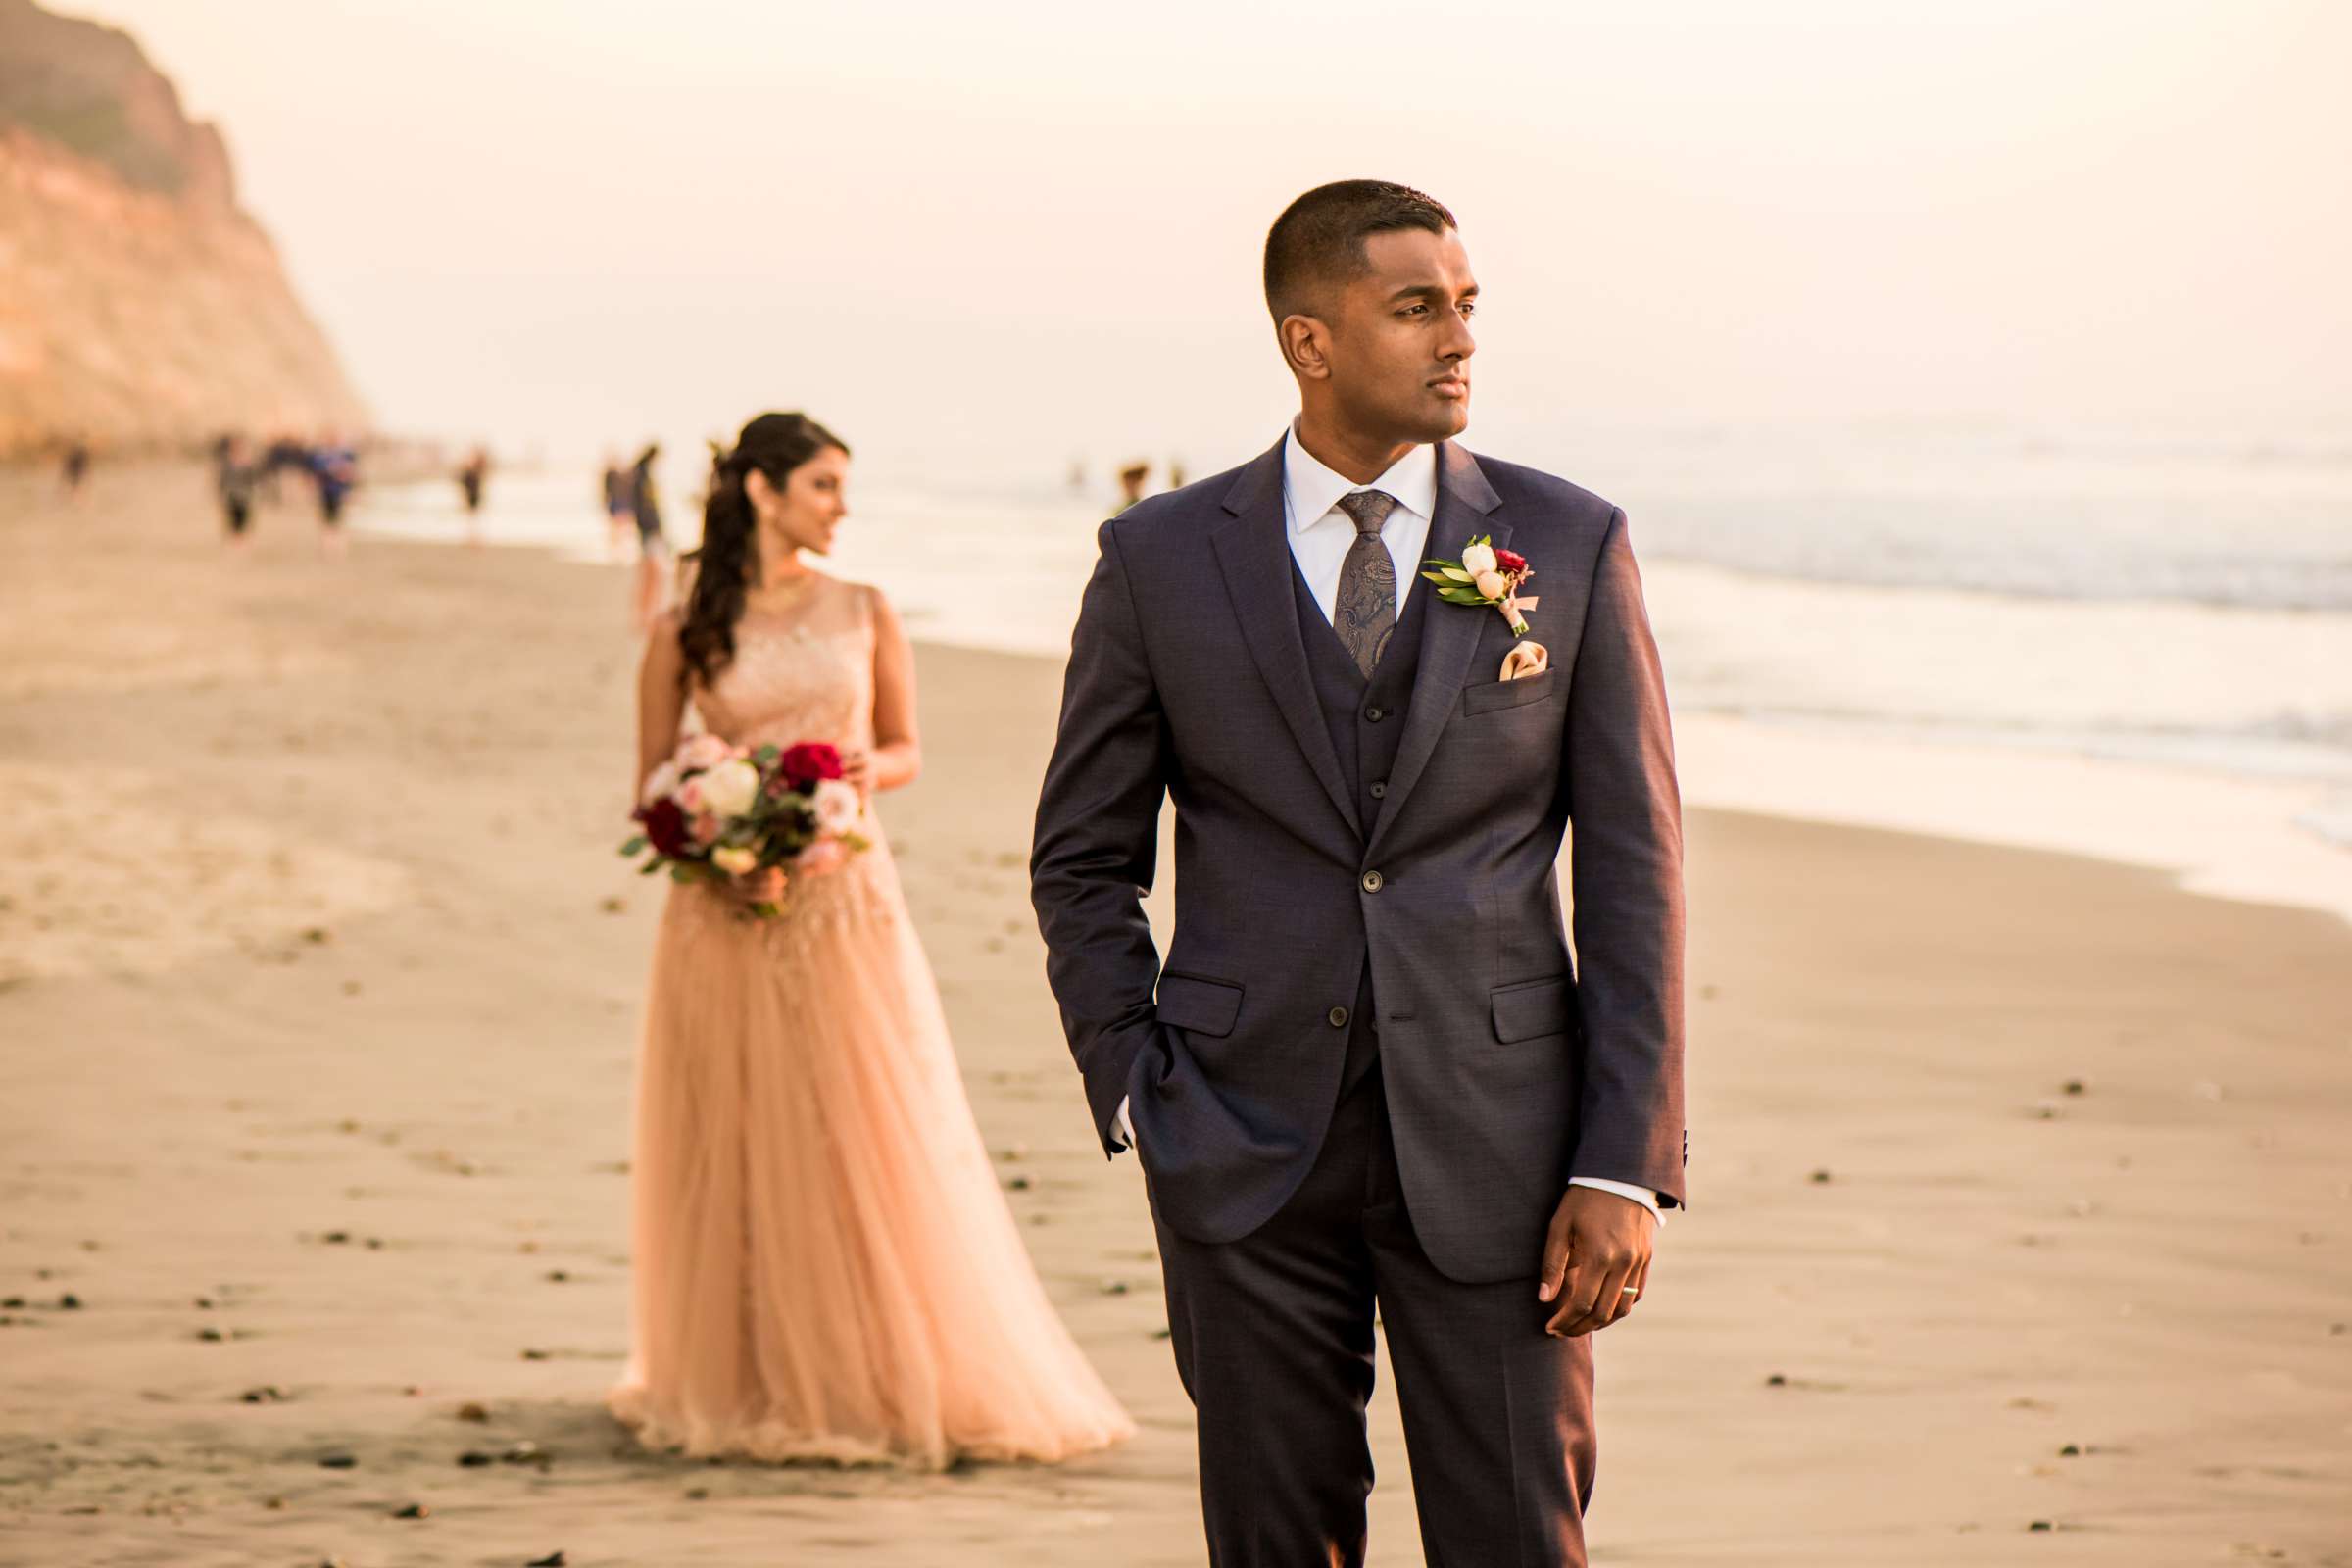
[[1499, 641, 1549, 681]]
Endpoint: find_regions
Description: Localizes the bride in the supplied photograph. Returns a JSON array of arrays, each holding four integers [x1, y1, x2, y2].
[[607, 412, 1133, 1467]]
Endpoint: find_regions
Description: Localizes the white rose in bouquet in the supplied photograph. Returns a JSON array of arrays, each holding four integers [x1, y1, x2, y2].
[[811, 778, 862, 835], [1458, 542, 1498, 576], [697, 758, 761, 819], [710, 844, 758, 876]]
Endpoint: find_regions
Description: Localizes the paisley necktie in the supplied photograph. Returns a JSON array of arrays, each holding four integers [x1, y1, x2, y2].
[[1333, 489, 1399, 678]]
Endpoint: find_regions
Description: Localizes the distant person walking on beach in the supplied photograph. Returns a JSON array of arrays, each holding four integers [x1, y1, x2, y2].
[[601, 449, 634, 561], [627, 442, 668, 630], [457, 446, 491, 545], [1114, 460, 1150, 512], [310, 433, 358, 555], [609, 411, 1132, 1468], [59, 438, 91, 501], [217, 435, 261, 549]]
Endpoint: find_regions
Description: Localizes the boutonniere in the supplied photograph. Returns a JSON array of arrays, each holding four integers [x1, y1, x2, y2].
[[1421, 536, 1540, 635]]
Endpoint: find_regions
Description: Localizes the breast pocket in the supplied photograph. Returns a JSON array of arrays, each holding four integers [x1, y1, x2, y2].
[[1460, 666, 1558, 717]]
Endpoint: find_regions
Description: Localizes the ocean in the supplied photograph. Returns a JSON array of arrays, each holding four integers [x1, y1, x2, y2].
[[356, 421, 2352, 924]]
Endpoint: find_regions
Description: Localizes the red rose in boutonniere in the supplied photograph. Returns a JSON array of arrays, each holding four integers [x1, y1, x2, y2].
[[1421, 535, 1541, 635]]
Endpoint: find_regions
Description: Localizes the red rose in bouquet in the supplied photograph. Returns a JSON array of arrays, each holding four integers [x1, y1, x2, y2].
[[1494, 547, 1528, 575], [635, 798, 691, 858], [778, 742, 844, 790]]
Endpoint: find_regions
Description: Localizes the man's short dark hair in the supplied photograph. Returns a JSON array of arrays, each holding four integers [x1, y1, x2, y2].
[[1263, 180, 1457, 322]]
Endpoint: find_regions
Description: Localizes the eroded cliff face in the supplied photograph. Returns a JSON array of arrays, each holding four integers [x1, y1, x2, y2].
[[0, 0, 368, 456]]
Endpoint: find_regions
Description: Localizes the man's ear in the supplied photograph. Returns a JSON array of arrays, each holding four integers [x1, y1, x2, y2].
[[1279, 314, 1332, 382]]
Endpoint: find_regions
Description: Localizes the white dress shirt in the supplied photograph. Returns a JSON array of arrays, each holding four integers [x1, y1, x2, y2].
[[1114, 426, 1664, 1222]]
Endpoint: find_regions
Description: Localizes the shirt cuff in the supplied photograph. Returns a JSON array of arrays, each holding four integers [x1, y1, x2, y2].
[[1569, 1175, 1662, 1219], [1112, 1094, 1135, 1152]]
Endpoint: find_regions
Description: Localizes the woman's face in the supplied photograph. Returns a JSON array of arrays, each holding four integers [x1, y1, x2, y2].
[[751, 446, 851, 557]]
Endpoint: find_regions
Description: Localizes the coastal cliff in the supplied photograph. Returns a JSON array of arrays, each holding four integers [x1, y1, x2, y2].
[[0, 0, 367, 457]]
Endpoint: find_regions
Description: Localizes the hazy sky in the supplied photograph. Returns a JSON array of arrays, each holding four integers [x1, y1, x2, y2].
[[64, 0, 2352, 475]]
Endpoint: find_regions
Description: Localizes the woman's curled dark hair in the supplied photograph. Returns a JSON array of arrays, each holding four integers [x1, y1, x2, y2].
[[677, 411, 848, 685]]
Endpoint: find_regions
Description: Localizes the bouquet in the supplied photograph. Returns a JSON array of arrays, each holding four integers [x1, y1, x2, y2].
[[621, 733, 869, 917]]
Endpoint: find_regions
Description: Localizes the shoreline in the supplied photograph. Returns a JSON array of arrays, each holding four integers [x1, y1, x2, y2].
[[344, 468, 2352, 929]]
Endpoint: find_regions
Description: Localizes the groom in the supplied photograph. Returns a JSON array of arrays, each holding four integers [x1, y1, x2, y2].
[[1030, 180, 1686, 1565]]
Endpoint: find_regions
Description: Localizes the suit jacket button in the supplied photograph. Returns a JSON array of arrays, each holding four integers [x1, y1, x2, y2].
[[1328, 1005, 1349, 1028], [1360, 869, 1384, 893], [1364, 706, 1386, 722], [1369, 781, 1387, 799]]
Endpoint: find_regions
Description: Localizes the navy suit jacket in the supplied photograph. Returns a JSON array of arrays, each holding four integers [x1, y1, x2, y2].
[[1031, 435, 1686, 1283]]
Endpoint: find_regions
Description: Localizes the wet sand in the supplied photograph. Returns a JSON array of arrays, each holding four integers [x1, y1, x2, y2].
[[2, 464, 2348, 1566]]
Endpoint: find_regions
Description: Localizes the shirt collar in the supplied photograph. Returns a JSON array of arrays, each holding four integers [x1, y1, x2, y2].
[[1282, 422, 1440, 537]]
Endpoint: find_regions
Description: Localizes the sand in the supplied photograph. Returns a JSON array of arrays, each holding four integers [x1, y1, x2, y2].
[[2, 463, 2347, 1566]]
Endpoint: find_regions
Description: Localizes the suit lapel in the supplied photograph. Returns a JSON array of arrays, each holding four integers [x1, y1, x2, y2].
[[1364, 441, 1503, 858], [1209, 440, 1363, 838]]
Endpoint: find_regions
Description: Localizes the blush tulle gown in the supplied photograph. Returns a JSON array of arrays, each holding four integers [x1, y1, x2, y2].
[[606, 574, 1133, 1467]]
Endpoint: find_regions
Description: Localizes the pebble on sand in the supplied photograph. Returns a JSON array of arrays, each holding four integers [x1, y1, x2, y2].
[[317, 1452, 357, 1469], [460, 1450, 495, 1466], [394, 1501, 430, 1518], [527, 1552, 567, 1567], [456, 1401, 492, 1422]]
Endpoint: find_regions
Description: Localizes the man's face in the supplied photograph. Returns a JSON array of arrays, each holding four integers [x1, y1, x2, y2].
[[1321, 227, 1478, 444]]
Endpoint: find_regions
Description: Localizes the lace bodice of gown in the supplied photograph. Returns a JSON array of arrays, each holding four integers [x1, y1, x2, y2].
[[691, 572, 875, 759]]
